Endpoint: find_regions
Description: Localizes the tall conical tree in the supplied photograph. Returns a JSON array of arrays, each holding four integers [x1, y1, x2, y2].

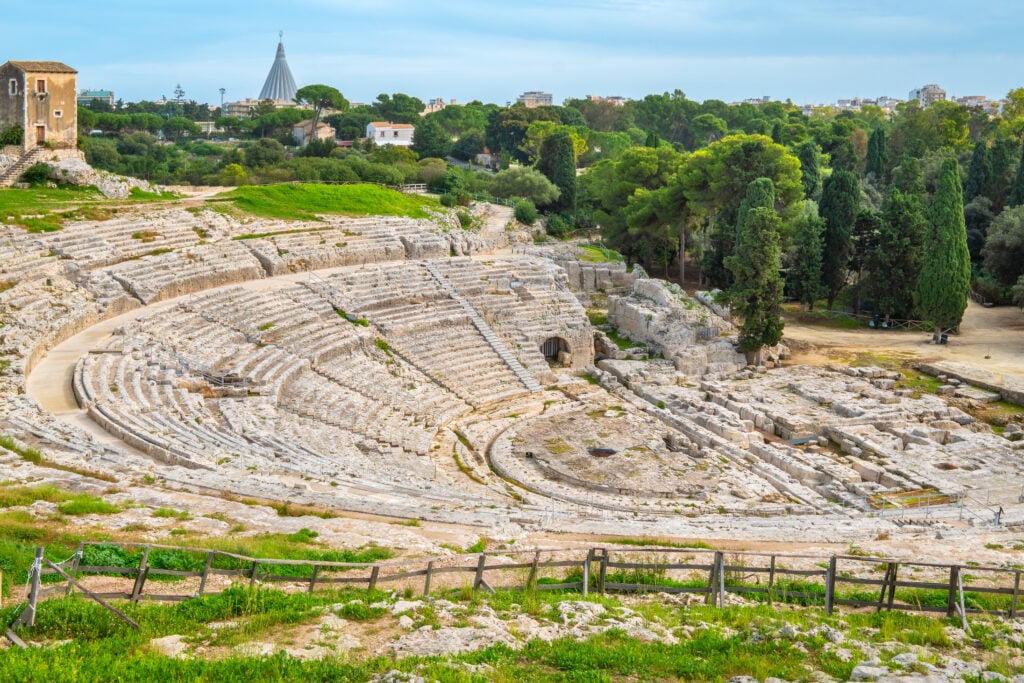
[[726, 205, 785, 364], [964, 141, 992, 202], [818, 170, 860, 310], [537, 129, 577, 215], [919, 158, 971, 343], [867, 190, 928, 320], [865, 128, 888, 179], [797, 141, 822, 201], [789, 201, 826, 311], [1009, 143, 1024, 208]]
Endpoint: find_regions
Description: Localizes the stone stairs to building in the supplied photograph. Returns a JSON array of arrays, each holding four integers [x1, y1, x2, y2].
[[0, 147, 48, 188], [423, 261, 543, 393]]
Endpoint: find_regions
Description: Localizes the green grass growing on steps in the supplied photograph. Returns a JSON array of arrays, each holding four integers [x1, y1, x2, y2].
[[217, 183, 439, 221]]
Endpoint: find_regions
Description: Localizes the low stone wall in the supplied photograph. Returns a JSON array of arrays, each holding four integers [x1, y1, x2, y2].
[[918, 361, 1024, 407]]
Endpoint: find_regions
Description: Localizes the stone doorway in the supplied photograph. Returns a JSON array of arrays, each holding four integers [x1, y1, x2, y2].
[[541, 337, 571, 366]]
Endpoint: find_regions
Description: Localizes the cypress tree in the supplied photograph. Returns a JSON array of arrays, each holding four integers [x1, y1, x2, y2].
[[789, 202, 826, 311], [818, 170, 860, 310], [537, 130, 577, 216], [919, 158, 971, 343], [797, 141, 822, 201], [865, 128, 888, 179], [867, 190, 927, 320], [726, 205, 785, 364], [1009, 143, 1024, 208], [964, 141, 992, 202]]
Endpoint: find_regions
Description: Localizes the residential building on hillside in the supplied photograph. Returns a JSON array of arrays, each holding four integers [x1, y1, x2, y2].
[[293, 119, 336, 146], [908, 84, 946, 107], [366, 121, 414, 147], [1, 60, 78, 151], [422, 98, 457, 115], [516, 91, 553, 108]]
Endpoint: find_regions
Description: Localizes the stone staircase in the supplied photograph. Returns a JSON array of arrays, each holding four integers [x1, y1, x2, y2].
[[0, 147, 48, 188], [423, 261, 543, 393]]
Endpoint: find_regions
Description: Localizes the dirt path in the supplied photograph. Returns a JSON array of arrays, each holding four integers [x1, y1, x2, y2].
[[782, 301, 1024, 381]]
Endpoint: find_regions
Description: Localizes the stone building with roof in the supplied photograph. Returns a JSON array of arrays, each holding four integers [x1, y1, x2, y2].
[[1, 60, 78, 152]]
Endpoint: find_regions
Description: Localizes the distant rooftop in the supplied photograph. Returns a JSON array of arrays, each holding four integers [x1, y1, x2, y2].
[[3, 61, 76, 74]]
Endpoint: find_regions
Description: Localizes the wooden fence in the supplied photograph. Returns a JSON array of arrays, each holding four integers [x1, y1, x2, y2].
[[7, 542, 1024, 646]]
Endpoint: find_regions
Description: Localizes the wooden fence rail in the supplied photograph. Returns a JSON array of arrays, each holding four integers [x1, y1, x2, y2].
[[9, 542, 1024, 647]]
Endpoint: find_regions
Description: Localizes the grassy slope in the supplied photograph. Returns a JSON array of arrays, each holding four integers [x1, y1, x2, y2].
[[0, 186, 173, 232], [2, 583, 1017, 682], [217, 184, 439, 222]]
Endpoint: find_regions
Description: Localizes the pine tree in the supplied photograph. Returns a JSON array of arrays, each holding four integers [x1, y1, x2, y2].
[[919, 158, 971, 343], [796, 141, 821, 201], [865, 128, 888, 179], [537, 130, 577, 216], [818, 170, 860, 310], [789, 202, 826, 310], [726, 206, 785, 364], [1009, 143, 1024, 208], [964, 141, 992, 202], [867, 190, 928, 320]]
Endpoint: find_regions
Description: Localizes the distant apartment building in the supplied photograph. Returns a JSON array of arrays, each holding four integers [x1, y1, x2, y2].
[[587, 94, 629, 106], [366, 121, 414, 147], [953, 95, 1001, 114], [422, 97, 457, 115], [908, 84, 946, 107], [77, 89, 114, 108], [516, 91, 553, 108]]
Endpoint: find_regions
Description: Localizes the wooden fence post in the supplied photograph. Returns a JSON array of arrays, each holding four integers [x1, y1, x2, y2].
[[825, 556, 837, 615], [767, 555, 776, 606], [308, 564, 320, 594], [64, 542, 83, 598], [131, 546, 151, 603], [708, 551, 723, 607], [249, 560, 259, 588], [597, 548, 608, 594], [424, 561, 434, 596], [946, 566, 959, 618], [197, 552, 215, 597], [527, 550, 541, 592], [23, 547, 43, 627], [369, 565, 380, 592], [886, 562, 899, 611], [473, 554, 487, 591], [581, 550, 590, 597]]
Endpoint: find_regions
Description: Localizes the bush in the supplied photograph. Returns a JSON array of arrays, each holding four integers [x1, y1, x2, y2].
[[545, 213, 573, 238], [514, 199, 538, 225], [440, 192, 470, 207], [1, 125, 23, 146], [19, 163, 52, 186]]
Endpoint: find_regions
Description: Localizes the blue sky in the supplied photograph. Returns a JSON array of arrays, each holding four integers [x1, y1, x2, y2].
[[5, 1, 1021, 107]]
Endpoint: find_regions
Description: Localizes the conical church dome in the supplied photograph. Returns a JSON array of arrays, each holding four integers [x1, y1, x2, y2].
[[259, 37, 297, 102]]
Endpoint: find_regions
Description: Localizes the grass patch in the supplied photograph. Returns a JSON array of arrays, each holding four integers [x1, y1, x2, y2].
[[217, 183, 438, 222], [57, 494, 120, 516], [0, 185, 173, 232], [605, 327, 644, 351], [0, 433, 43, 464], [586, 308, 608, 326], [604, 537, 713, 550], [578, 244, 624, 263]]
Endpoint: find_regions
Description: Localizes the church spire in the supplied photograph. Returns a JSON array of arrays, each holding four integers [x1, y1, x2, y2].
[[259, 33, 297, 102]]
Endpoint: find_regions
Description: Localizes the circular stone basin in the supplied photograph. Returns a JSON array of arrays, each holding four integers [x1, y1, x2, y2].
[[588, 447, 617, 458]]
